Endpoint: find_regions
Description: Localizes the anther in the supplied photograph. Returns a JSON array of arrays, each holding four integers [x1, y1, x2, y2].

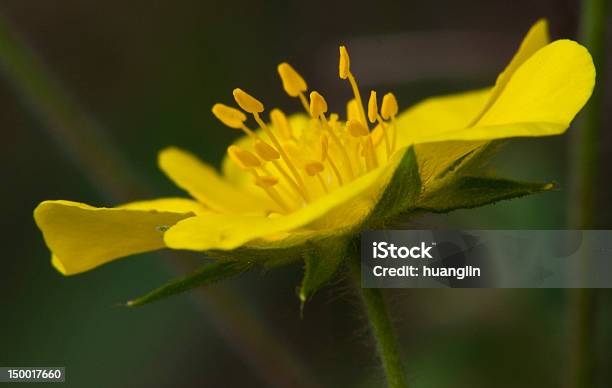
[[270, 109, 293, 140], [254, 140, 280, 161], [338, 45, 367, 125], [381, 93, 398, 120], [381, 92, 399, 152], [347, 120, 369, 137], [304, 161, 329, 193], [368, 91, 378, 124], [212, 103, 247, 129], [309, 91, 328, 118], [233, 88, 264, 113], [227, 145, 261, 169], [277, 63, 307, 97], [304, 161, 324, 176], [254, 175, 279, 188], [339, 46, 350, 80]]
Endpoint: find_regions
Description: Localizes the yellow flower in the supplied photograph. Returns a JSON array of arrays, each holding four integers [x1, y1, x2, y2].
[[34, 20, 594, 300]]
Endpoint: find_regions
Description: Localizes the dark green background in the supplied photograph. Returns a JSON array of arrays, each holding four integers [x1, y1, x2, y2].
[[1, 1, 611, 387]]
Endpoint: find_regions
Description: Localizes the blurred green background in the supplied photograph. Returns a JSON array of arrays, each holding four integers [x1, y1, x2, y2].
[[1, 0, 611, 387]]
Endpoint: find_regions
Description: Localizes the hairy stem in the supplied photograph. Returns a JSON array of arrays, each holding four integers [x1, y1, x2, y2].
[[350, 253, 408, 388]]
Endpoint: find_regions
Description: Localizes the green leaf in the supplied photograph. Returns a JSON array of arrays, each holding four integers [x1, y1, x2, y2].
[[126, 261, 253, 307], [299, 235, 351, 304], [367, 146, 421, 224], [417, 176, 556, 213]]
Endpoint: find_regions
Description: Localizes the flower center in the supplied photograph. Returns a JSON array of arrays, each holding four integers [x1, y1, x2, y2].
[[212, 46, 400, 214]]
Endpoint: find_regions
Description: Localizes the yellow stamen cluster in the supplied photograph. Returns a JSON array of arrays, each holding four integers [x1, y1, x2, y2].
[[212, 46, 400, 214]]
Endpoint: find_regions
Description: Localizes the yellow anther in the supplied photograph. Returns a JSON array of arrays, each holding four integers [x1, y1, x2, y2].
[[277, 63, 307, 97], [347, 120, 369, 137], [381, 92, 399, 119], [212, 103, 247, 129], [309, 91, 328, 118], [227, 145, 261, 169], [339, 46, 350, 80], [254, 175, 279, 188], [270, 109, 293, 140], [254, 140, 280, 161], [347, 99, 360, 122], [233, 88, 264, 113], [368, 91, 378, 124], [319, 134, 329, 162], [304, 161, 324, 176]]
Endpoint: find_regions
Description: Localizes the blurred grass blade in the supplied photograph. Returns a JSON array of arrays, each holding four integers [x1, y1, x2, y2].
[[127, 261, 254, 307], [0, 14, 145, 201]]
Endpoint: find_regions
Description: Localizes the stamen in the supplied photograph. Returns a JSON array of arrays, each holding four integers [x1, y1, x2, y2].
[[227, 146, 289, 212], [347, 120, 369, 137], [254, 140, 280, 161], [347, 99, 360, 122], [254, 140, 308, 203], [360, 137, 378, 171], [254, 175, 279, 187], [233, 88, 265, 113], [304, 161, 328, 193], [277, 63, 307, 97], [381, 93, 398, 119], [381, 93, 399, 152], [277, 62, 310, 112], [239, 123, 258, 139], [339, 46, 367, 125], [309, 91, 328, 118], [227, 145, 261, 169], [252, 172, 291, 212], [320, 134, 343, 186], [311, 92, 355, 180], [244, 102, 309, 201], [212, 103, 247, 129], [270, 109, 294, 140], [347, 120, 378, 171], [367, 91, 378, 124], [375, 115, 391, 160]]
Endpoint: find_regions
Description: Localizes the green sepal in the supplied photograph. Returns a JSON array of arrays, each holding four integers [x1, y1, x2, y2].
[[367, 146, 421, 225], [299, 235, 351, 304], [417, 176, 557, 213], [126, 261, 253, 307]]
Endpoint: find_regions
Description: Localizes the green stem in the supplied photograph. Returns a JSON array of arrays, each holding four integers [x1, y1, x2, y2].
[[568, 1, 608, 387], [350, 253, 408, 388]]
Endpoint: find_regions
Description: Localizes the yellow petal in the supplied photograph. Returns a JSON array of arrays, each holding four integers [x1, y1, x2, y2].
[[164, 152, 404, 251], [395, 88, 491, 148], [418, 40, 595, 143], [119, 197, 208, 214], [469, 18, 550, 125], [158, 147, 276, 215], [34, 199, 198, 275], [394, 89, 491, 183]]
